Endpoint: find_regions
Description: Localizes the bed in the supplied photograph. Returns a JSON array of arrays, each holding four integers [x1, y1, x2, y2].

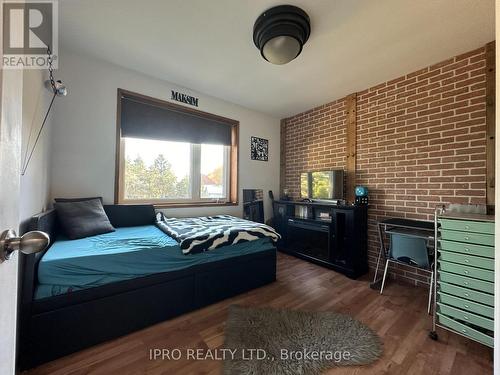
[[19, 204, 277, 369]]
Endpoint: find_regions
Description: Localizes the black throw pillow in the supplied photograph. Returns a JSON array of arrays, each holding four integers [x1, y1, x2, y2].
[[54, 198, 115, 240]]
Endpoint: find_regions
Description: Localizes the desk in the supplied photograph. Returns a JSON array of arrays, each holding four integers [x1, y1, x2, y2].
[[370, 218, 435, 289]]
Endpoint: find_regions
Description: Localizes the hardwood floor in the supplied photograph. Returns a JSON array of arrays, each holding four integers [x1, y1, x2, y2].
[[25, 253, 493, 375]]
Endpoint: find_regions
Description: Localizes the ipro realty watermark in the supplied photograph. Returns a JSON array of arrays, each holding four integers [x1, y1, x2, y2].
[[2, 0, 58, 69], [149, 348, 352, 362]]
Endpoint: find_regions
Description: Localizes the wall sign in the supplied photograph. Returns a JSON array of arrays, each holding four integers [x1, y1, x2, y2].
[[251, 136, 269, 161], [171, 90, 199, 107]]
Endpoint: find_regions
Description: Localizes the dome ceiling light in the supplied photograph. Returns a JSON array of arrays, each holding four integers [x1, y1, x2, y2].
[[253, 5, 311, 65]]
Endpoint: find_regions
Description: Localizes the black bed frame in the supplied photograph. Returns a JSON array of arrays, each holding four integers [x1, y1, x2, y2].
[[18, 205, 277, 370]]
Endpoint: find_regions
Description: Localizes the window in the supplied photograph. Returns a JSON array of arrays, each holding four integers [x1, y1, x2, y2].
[[116, 89, 238, 206], [200, 144, 229, 199]]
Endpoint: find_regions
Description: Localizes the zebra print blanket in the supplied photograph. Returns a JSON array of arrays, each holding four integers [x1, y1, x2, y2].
[[156, 214, 280, 255]]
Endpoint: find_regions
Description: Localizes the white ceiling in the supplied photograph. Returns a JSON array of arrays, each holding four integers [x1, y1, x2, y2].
[[59, 0, 495, 118]]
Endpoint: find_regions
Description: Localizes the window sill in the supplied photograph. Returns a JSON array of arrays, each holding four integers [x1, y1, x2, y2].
[[154, 201, 239, 208], [118, 201, 239, 209]]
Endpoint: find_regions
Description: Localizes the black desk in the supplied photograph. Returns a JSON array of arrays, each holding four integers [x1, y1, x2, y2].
[[380, 218, 434, 231]]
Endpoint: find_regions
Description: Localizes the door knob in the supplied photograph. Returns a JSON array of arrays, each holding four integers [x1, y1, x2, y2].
[[0, 229, 49, 262]]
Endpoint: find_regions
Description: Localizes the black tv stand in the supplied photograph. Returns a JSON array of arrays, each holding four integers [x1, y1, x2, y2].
[[273, 200, 368, 278]]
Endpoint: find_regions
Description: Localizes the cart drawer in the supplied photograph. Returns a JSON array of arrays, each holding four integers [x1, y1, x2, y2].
[[437, 313, 493, 347], [438, 251, 494, 271], [439, 282, 494, 307], [440, 240, 494, 259], [439, 219, 494, 235], [437, 303, 494, 331], [439, 271, 494, 294], [440, 230, 494, 247], [438, 292, 493, 319], [439, 261, 494, 282]]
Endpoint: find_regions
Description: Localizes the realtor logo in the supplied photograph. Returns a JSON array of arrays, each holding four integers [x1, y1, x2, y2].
[[2, 0, 58, 69]]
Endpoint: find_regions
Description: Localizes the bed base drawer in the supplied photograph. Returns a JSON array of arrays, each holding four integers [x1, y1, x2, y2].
[[25, 276, 195, 369], [20, 249, 277, 370], [195, 251, 276, 307]]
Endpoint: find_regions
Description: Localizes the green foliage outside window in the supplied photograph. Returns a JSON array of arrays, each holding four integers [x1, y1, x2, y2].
[[124, 154, 190, 199]]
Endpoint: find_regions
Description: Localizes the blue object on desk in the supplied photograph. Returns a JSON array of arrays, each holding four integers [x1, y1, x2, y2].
[[355, 186, 368, 197]]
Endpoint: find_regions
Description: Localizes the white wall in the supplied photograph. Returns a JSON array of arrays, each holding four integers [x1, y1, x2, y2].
[[50, 49, 281, 221], [494, 1, 499, 373], [19, 69, 53, 231]]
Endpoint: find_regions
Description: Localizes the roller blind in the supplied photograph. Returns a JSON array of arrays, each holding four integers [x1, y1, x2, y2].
[[120, 96, 233, 145]]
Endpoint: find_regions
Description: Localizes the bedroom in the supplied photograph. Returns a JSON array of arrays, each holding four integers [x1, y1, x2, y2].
[[0, 0, 498, 374]]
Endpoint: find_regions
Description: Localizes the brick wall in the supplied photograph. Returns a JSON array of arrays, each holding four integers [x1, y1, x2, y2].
[[281, 46, 488, 286]]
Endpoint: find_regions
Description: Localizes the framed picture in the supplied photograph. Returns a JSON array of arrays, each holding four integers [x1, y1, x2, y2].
[[251, 136, 269, 161]]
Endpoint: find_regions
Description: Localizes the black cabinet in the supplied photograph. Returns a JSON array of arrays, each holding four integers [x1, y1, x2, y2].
[[272, 200, 368, 279], [286, 218, 331, 262]]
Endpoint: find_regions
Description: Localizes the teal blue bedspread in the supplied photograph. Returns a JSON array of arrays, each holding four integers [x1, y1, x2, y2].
[[35, 225, 274, 300]]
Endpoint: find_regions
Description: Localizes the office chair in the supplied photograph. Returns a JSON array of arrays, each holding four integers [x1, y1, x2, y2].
[[380, 232, 434, 314]]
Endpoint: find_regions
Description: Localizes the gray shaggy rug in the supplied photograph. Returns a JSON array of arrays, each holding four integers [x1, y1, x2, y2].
[[223, 305, 382, 375]]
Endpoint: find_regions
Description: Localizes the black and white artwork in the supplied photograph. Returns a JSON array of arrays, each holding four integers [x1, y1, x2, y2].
[[251, 136, 269, 161]]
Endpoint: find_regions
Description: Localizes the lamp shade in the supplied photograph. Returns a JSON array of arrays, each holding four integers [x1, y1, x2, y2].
[[253, 5, 310, 65], [262, 36, 301, 65]]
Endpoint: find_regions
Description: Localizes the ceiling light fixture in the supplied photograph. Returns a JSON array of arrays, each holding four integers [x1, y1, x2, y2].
[[253, 5, 310, 65]]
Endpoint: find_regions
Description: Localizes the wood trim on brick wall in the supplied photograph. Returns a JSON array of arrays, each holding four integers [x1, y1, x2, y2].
[[280, 119, 286, 198], [345, 93, 357, 203], [485, 41, 495, 214]]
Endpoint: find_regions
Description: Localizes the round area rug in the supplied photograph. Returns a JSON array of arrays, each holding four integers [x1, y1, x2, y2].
[[223, 305, 382, 375]]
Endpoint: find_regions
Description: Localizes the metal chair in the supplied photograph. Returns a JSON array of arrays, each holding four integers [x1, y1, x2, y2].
[[380, 230, 434, 314]]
